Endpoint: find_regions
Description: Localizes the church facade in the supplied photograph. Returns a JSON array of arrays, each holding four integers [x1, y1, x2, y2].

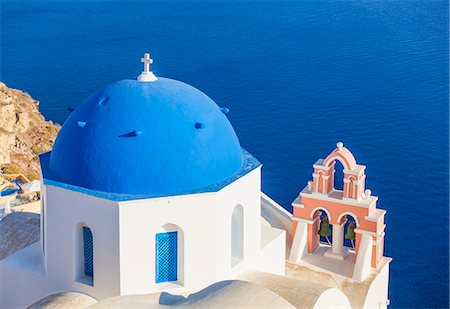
[[0, 54, 286, 308]]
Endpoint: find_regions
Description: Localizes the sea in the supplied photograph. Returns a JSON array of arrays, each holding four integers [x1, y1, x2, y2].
[[1, 0, 448, 307]]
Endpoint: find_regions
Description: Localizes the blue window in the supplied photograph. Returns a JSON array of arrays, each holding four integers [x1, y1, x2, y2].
[[155, 232, 177, 283], [83, 227, 93, 278]]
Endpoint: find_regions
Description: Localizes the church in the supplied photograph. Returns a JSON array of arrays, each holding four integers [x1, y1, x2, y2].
[[0, 54, 391, 308]]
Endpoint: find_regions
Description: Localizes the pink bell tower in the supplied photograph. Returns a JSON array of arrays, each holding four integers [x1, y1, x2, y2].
[[289, 142, 387, 281]]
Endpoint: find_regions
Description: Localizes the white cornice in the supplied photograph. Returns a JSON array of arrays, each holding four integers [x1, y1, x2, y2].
[[365, 209, 386, 222], [344, 165, 366, 176], [314, 164, 331, 171], [354, 224, 386, 237], [300, 189, 378, 209], [292, 203, 305, 209]]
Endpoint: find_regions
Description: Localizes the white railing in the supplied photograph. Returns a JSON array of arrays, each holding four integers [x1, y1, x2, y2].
[[260, 192, 292, 238]]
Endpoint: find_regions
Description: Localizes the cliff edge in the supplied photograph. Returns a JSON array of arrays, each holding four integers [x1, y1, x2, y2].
[[0, 82, 60, 180]]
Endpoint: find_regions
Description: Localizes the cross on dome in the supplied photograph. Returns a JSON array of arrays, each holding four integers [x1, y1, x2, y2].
[[141, 53, 153, 73], [137, 52, 158, 82]]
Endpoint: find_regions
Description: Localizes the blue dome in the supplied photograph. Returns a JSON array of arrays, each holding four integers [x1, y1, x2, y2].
[[49, 77, 243, 196]]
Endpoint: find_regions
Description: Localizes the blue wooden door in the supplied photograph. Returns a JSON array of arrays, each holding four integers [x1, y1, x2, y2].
[[155, 232, 177, 283]]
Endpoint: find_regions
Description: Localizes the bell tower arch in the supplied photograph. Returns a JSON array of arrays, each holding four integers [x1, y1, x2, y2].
[[290, 142, 387, 281]]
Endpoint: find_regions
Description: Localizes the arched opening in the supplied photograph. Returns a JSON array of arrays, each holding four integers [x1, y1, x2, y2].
[[231, 204, 244, 267], [83, 227, 94, 278], [338, 213, 359, 250], [74, 223, 94, 285], [155, 224, 184, 284], [312, 208, 333, 246], [333, 159, 345, 191]]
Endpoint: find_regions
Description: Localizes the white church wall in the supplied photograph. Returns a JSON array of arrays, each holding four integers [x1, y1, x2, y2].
[[289, 220, 309, 263], [40, 180, 47, 262], [258, 225, 286, 275], [353, 233, 373, 281], [215, 167, 265, 278], [0, 243, 49, 308], [44, 185, 121, 300], [2, 166, 287, 307], [118, 192, 217, 295]]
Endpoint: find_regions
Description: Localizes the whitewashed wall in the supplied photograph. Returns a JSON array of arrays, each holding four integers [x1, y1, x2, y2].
[[215, 167, 263, 279], [1, 166, 287, 307], [118, 191, 217, 295], [44, 185, 121, 299]]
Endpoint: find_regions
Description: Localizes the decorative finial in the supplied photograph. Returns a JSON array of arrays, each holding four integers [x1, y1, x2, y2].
[[137, 53, 158, 82], [336, 142, 344, 150]]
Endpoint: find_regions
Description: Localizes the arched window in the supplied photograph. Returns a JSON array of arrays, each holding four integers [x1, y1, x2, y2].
[[231, 205, 244, 267], [333, 160, 345, 190], [337, 212, 360, 250], [83, 227, 93, 278], [315, 209, 332, 245]]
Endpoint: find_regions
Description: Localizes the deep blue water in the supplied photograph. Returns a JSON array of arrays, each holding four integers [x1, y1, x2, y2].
[[1, 0, 448, 307]]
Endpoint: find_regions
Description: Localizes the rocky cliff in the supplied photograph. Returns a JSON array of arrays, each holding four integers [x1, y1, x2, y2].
[[0, 82, 60, 180]]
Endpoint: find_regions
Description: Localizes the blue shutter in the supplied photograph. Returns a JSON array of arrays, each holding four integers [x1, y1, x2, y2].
[[155, 232, 177, 283], [83, 227, 93, 278]]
